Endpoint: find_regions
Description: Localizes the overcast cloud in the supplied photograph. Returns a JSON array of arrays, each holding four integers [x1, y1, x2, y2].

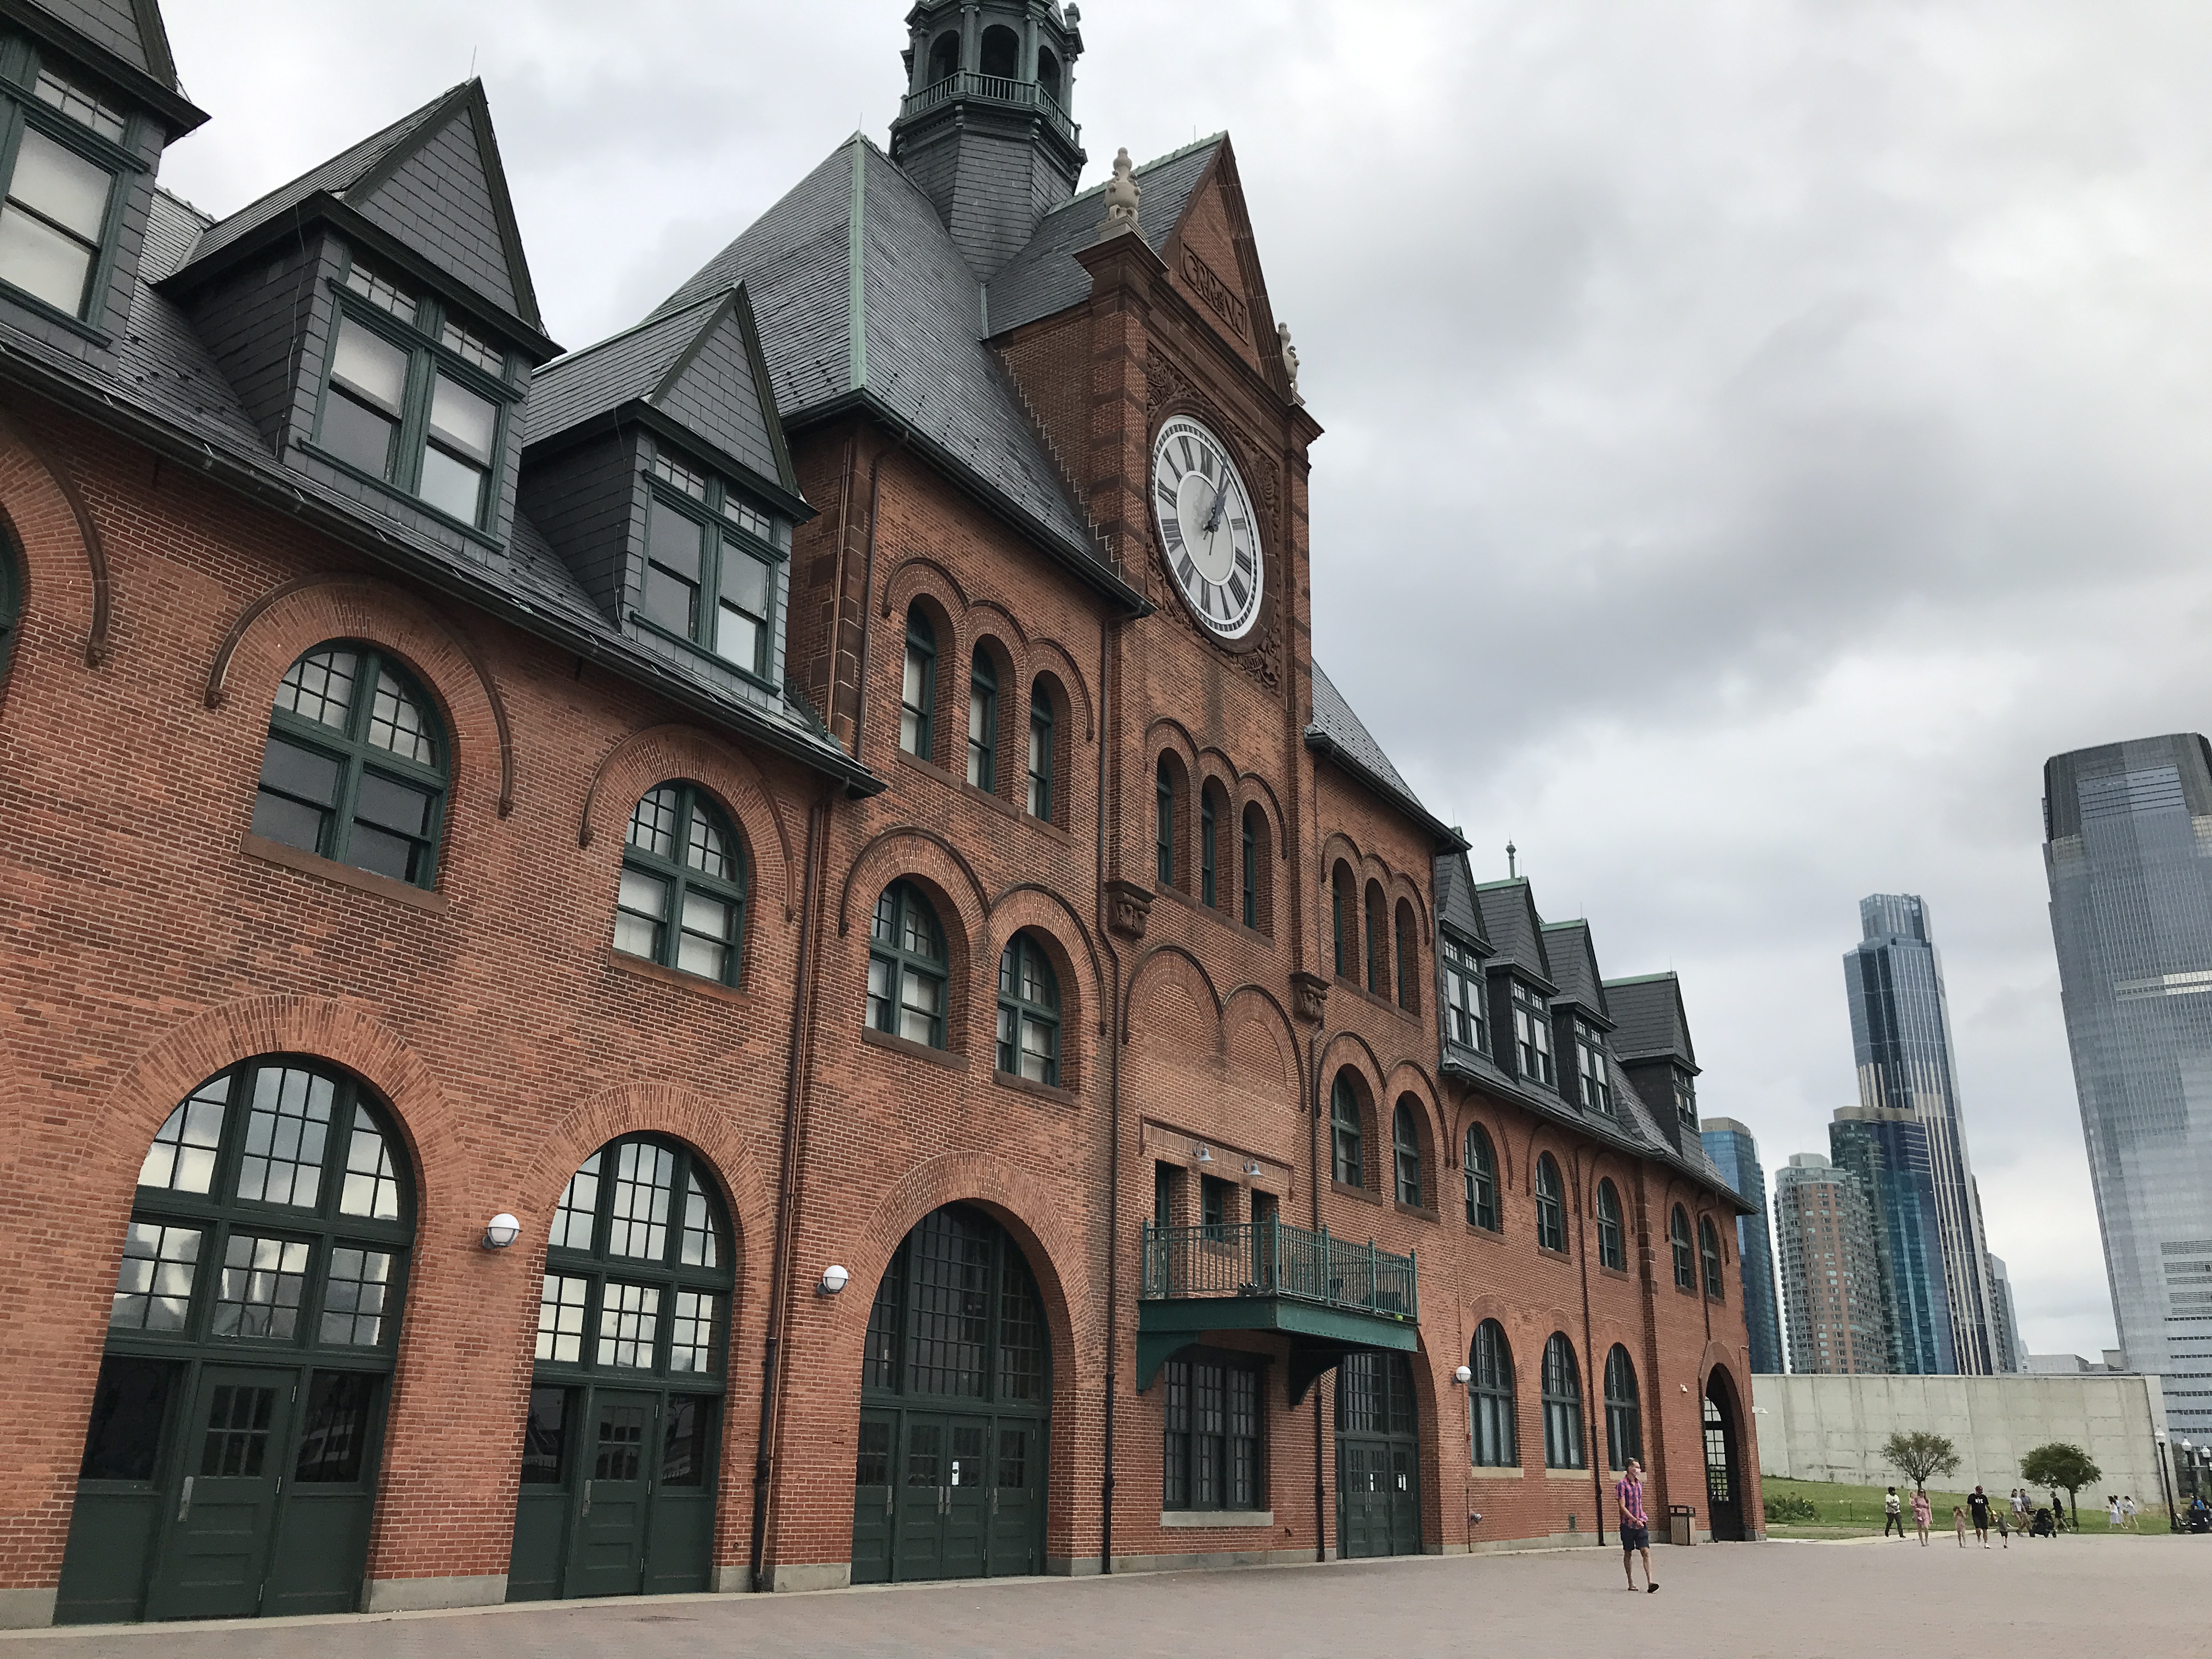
[[155, 1, 2212, 1363]]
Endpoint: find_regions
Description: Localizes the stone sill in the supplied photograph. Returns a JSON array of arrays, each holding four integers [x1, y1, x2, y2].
[[993, 1069, 1076, 1108], [1159, 1510, 1274, 1529], [606, 946, 751, 1007], [1330, 1179, 1383, 1207], [860, 1026, 969, 1071], [241, 833, 447, 913]]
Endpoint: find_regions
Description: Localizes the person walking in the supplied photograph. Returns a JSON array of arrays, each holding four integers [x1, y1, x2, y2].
[[2107, 1494, 2123, 1530], [1911, 1486, 1933, 1545], [1883, 1486, 1906, 1539], [2050, 1489, 2068, 1533], [1952, 1504, 1968, 1547], [1616, 1457, 1658, 1593], [2011, 1488, 2029, 1531], [2120, 1494, 2137, 1531], [1968, 1485, 1994, 1549]]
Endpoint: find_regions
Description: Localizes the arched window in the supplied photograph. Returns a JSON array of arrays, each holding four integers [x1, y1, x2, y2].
[[251, 642, 448, 887], [868, 881, 947, 1048], [1331, 862, 1355, 978], [927, 29, 959, 83], [980, 24, 1018, 78], [1534, 1153, 1566, 1254], [1027, 681, 1054, 820], [997, 932, 1061, 1085], [1330, 1073, 1363, 1188], [900, 608, 935, 760], [1395, 900, 1419, 1012], [1392, 1101, 1423, 1207], [1365, 881, 1389, 997], [1037, 45, 1063, 103], [1596, 1178, 1626, 1271], [1199, 783, 1220, 907], [1700, 1216, 1725, 1299], [1155, 757, 1177, 886], [1541, 1334, 1583, 1469], [1463, 1124, 1498, 1231], [1670, 1205, 1695, 1290], [1241, 805, 1265, 931], [0, 527, 19, 691], [1604, 1346, 1642, 1470], [1470, 1321, 1516, 1466], [967, 648, 997, 790], [613, 783, 746, 985]]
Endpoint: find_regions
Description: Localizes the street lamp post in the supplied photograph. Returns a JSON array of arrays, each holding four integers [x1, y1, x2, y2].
[[2154, 1429, 2178, 1531]]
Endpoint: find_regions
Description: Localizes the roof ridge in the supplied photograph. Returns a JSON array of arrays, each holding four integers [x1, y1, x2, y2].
[[537, 289, 725, 378], [153, 184, 215, 230], [1058, 130, 1228, 210], [199, 82, 461, 239]]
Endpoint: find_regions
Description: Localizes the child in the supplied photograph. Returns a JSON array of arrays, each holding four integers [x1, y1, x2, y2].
[[1953, 1505, 1967, 1548]]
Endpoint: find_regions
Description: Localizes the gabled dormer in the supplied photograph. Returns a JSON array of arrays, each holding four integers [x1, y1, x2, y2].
[[157, 80, 555, 555], [0, 0, 205, 353], [1541, 918, 1617, 1118], [1472, 876, 1558, 1092], [518, 284, 812, 719], [1605, 970, 1703, 1154], [1432, 850, 1495, 1065]]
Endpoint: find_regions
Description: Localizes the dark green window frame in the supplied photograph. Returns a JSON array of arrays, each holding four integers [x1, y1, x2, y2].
[[1670, 1205, 1696, 1290], [1392, 1101, 1423, 1207], [1596, 1178, 1626, 1270], [1463, 1124, 1498, 1231], [1163, 1347, 1265, 1512], [310, 258, 516, 532], [996, 931, 1060, 1085], [868, 880, 948, 1048], [900, 610, 935, 759], [251, 641, 448, 889], [1365, 883, 1389, 997], [1331, 865, 1353, 977], [1153, 1163, 1177, 1229], [635, 452, 783, 684], [1673, 1068, 1698, 1126], [967, 648, 996, 789], [1604, 1345, 1642, 1470], [1240, 808, 1258, 928], [1470, 1319, 1515, 1466], [1541, 1334, 1583, 1469], [1198, 1174, 1227, 1241], [1700, 1216, 1725, 1299], [1534, 1153, 1566, 1253], [1442, 935, 1486, 1052], [0, 526, 19, 690], [612, 782, 747, 986], [1330, 1073, 1363, 1188], [1155, 758, 1176, 885], [1511, 983, 1555, 1087], [0, 65, 132, 328], [1026, 682, 1053, 820], [1199, 787, 1217, 907], [1574, 1020, 1612, 1114]]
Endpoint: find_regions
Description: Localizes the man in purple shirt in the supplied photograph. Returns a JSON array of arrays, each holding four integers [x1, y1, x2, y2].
[[1617, 1458, 1659, 1592]]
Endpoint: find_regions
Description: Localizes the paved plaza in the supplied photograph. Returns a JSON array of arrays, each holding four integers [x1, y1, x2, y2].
[[7, 1536, 2202, 1658]]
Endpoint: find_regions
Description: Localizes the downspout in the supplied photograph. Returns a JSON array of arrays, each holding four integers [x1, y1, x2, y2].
[[1310, 1023, 1325, 1561], [750, 782, 832, 1589], [1094, 611, 1126, 1576], [1576, 1151, 1604, 1546], [849, 425, 911, 765]]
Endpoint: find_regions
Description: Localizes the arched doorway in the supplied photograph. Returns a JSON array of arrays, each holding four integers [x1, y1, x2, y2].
[[57, 1059, 416, 1623], [1336, 1351, 1421, 1558], [851, 1205, 1051, 1583], [1702, 1369, 1745, 1541], [507, 1135, 735, 1600]]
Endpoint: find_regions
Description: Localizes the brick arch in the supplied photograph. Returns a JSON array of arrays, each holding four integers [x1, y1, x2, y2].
[[0, 399, 108, 667], [576, 721, 798, 923], [1387, 871, 1431, 943], [1523, 1135, 1579, 1207], [1125, 944, 1223, 1051], [1453, 1098, 1517, 1189], [966, 598, 1029, 650], [983, 886, 1098, 1091], [1319, 1033, 1387, 1189], [834, 825, 990, 945], [1221, 984, 1298, 1095], [877, 553, 968, 624], [986, 882, 1102, 1009], [199, 573, 509, 825], [1143, 715, 1201, 772], [1028, 636, 1094, 740]]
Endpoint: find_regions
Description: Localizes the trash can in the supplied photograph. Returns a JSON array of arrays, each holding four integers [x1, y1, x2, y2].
[[1668, 1505, 1696, 1547]]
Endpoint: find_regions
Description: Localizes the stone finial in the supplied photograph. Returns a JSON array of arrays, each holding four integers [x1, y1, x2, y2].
[[1277, 321, 1305, 405], [1099, 146, 1141, 238]]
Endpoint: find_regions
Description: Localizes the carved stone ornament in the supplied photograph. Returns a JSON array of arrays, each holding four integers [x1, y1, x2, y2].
[[1290, 970, 1329, 1025], [1277, 321, 1304, 406], [1100, 146, 1141, 238], [1106, 879, 1154, 941]]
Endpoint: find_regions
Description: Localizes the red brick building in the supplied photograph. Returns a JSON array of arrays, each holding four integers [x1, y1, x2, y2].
[[0, 0, 1760, 1627]]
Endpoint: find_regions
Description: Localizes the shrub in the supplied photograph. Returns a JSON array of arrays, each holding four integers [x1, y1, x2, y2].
[[1763, 1493, 1819, 1523]]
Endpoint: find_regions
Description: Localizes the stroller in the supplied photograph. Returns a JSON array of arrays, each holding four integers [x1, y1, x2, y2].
[[2030, 1507, 2057, 1538]]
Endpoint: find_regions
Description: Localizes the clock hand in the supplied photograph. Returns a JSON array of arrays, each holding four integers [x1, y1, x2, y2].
[[1202, 477, 1230, 537]]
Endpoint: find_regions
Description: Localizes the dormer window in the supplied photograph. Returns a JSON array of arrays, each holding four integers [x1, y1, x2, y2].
[[0, 114, 117, 321], [33, 71, 125, 144], [1511, 981, 1555, 1087], [639, 450, 784, 681], [1573, 1020, 1611, 1114], [1441, 934, 1486, 1053], [1673, 1068, 1697, 1127]]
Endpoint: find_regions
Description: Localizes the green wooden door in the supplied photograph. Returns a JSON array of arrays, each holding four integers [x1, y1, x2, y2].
[[986, 1421, 1041, 1576], [565, 1391, 654, 1598], [642, 1394, 718, 1594], [144, 1366, 296, 1621], [506, 1386, 573, 1601], [851, 1412, 895, 1585], [940, 1418, 990, 1579], [1336, 1353, 1421, 1560], [1386, 1441, 1421, 1555]]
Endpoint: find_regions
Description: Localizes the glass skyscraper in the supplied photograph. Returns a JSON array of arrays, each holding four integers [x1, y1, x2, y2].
[[1987, 1252, 2024, 1374], [1844, 894, 2000, 1373], [2044, 734, 2212, 1438], [1701, 1118, 1785, 1373], [1829, 1104, 1954, 1373]]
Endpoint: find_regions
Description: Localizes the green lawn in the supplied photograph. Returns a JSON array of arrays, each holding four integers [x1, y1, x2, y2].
[[1759, 1477, 2167, 1538]]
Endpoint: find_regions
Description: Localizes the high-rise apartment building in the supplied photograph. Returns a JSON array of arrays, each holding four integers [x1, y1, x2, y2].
[[1844, 894, 2000, 1373], [1987, 1253, 2024, 1374], [1774, 1154, 1891, 1374], [2044, 735, 2212, 1438], [1703, 1118, 1786, 1374], [1829, 1104, 1953, 1374]]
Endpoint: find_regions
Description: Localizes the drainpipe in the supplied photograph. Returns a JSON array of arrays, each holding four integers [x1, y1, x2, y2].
[[848, 425, 911, 765], [1097, 612, 1122, 1576], [1576, 1152, 1604, 1546], [1310, 1023, 1325, 1561]]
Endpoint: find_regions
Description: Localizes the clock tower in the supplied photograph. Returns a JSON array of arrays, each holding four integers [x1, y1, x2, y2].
[[890, 0, 1088, 280]]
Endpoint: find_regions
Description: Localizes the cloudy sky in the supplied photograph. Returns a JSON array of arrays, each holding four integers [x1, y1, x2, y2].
[[156, 1, 2212, 1362]]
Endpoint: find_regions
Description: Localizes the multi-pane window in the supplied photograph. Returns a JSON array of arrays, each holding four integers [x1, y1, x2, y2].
[[1331, 865, 1354, 977], [1541, 1334, 1584, 1469], [900, 610, 935, 758], [1027, 683, 1053, 819], [1573, 1022, 1612, 1113], [1392, 1101, 1423, 1207], [1596, 1179, 1626, 1270], [868, 881, 948, 1048], [1330, 1074, 1364, 1188], [1603, 1346, 1642, 1470], [314, 260, 514, 528], [1442, 935, 1486, 1052], [1163, 1351, 1263, 1511], [1671, 1206, 1696, 1290], [1700, 1216, 1725, 1299], [613, 782, 747, 985], [1153, 1163, 1176, 1229], [996, 932, 1060, 1085], [1366, 884, 1389, 996], [1673, 1068, 1698, 1126], [1470, 1320, 1516, 1466], [1511, 983, 1556, 1086], [1199, 1174, 1228, 1241], [1464, 1124, 1499, 1231], [967, 648, 997, 789], [1155, 758, 1176, 885], [1241, 808, 1260, 929], [1199, 788, 1217, 907], [33, 70, 126, 143], [1534, 1153, 1566, 1253], [0, 99, 117, 319], [639, 454, 781, 679], [251, 642, 448, 888]]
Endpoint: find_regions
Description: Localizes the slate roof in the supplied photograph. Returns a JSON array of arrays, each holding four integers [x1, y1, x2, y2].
[[1433, 851, 1491, 950], [1306, 664, 1463, 849], [1472, 879, 1553, 988], [10, 0, 202, 133], [1605, 973, 1700, 1069], [27, 0, 172, 84], [1540, 919, 1611, 1021]]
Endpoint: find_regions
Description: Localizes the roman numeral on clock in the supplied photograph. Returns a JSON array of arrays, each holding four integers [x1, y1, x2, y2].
[[1177, 556, 1200, 590], [1162, 516, 1183, 551]]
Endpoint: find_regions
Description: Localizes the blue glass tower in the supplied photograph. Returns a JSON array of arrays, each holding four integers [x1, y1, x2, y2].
[[1701, 1118, 1785, 1374], [1829, 1104, 1955, 1373], [1844, 895, 1999, 1374]]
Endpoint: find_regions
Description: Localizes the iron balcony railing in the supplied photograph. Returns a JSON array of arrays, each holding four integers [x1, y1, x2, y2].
[[1139, 1220, 1417, 1324], [900, 71, 1081, 145]]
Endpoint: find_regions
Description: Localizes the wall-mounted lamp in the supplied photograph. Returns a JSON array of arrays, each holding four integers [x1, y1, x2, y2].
[[1243, 1160, 1262, 1179], [481, 1214, 522, 1250], [1194, 1143, 1212, 1164], [1452, 1364, 1472, 1386], [819, 1265, 851, 1296]]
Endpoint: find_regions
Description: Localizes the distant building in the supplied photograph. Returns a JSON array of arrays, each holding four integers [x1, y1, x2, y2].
[[1829, 1104, 1954, 1373], [2044, 735, 2212, 1441], [1703, 1118, 1786, 1374], [1843, 895, 2001, 1373], [2026, 1353, 2111, 1376], [1774, 1154, 1891, 1374], [1987, 1252, 2024, 1374]]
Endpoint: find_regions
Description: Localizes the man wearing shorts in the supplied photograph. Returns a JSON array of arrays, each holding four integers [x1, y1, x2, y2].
[[1617, 1458, 1658, 1592]]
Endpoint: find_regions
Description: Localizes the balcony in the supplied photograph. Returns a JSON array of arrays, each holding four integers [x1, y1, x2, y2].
[[899, 72, 1081, 148], [1137, 1220, 1419, 1404]]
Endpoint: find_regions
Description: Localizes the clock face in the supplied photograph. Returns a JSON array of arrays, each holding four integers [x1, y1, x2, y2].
[[1151, 415, 1263, 642]]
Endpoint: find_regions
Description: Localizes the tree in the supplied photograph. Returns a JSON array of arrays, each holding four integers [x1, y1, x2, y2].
[[1882, 1430, 1962, 1491], [2021, 1443, 2101, 1527]]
